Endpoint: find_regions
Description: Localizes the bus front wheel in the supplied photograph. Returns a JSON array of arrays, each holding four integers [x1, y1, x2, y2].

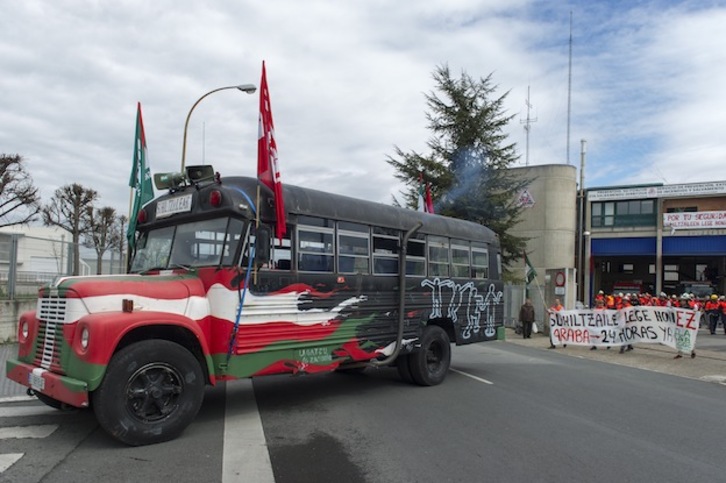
[[92, 340, 205, 446], [408, 325, 451, 386]]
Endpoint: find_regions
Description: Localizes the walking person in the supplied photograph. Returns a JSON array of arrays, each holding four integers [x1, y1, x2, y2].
[[519, 298, 536, 339]]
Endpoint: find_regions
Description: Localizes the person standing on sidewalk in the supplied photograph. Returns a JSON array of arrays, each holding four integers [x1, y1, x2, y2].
[[548, 298, 564, 349], [705, 294, 721, 335], [519, 298, 536, 339]]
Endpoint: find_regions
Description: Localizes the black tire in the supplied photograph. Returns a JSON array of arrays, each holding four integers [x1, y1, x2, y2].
[[92, 340, 205, 446], [408, 325, 451, 386], [396, 353, 414, 384]]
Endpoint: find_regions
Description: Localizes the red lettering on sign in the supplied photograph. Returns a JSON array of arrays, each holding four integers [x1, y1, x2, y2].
[[553, 328, 591, 344]]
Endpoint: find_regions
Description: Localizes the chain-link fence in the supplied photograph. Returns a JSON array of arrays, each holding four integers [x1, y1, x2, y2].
[[0, 232, 126, 300]]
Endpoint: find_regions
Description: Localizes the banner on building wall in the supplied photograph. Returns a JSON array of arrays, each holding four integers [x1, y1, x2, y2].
[[588, 181, 726, 201], [548, 306, 700, 353], [663, 211, 726, 230]]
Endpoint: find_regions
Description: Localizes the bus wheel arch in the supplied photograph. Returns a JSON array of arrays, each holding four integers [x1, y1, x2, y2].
[[114, 324, 212, 385], [92, 339, 205, 446], [407, 324, 451, 386]]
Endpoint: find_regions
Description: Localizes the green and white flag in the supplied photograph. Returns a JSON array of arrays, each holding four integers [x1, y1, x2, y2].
[[525, 253, 537, 285], [127, 102, 154, 252]]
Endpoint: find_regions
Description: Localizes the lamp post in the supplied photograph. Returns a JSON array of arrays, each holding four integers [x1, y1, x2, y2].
[[576, 139, 587, 304], [180, 84, 257, 171]]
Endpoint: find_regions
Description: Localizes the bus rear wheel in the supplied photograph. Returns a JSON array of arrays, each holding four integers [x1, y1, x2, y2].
[[92, 340, 205, 446], [408, 325, 451, 386]]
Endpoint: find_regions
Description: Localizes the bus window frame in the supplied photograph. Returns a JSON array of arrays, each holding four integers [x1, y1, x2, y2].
[[337, 223, 371, 274], [427, 235, 450, 277], [451, 240, 471, 278], [297, 219, 335, 273]]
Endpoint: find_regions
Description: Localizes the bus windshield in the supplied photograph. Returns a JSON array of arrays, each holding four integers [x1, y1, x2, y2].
[[130, 217, 246, 272]]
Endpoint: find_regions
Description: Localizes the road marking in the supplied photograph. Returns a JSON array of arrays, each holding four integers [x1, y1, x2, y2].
[[0, 424, 58, 440], [222, 379, 275, 483], [0, 396, 35, 404], [0, 453, 23, 472], [0, 405, 71, 418], [450, 368, 494, 385]]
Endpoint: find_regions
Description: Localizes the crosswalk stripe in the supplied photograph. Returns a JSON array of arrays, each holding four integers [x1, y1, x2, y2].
[[0, 405, 70, 418], [0, 396, 35, 404], [0, 453, 23, 472], [222, 379, 274, 483], [0, 425, 58, 440]]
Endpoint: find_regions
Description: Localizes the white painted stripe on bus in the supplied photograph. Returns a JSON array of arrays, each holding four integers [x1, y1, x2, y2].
[[450, 368, 494, 385], [222, 379, 275, 483], [0, 425, 58, 439], [0, 453, 23, 472]]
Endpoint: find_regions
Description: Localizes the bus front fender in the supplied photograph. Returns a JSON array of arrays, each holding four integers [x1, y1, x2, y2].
[[69, 311, 215, 391]]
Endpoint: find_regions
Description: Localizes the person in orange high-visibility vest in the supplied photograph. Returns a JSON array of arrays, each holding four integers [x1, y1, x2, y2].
[[605, 293, 615, 309], [547, 299, 565, 349], [719, 296, 726, 334], [705, 294, 721, 335]]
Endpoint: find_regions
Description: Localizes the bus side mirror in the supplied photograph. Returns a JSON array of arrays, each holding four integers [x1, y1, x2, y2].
[[254, 226, 271, 266]]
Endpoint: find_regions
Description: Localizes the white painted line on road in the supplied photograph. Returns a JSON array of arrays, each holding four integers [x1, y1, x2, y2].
[[450, 368, 494, 385], [0, 396, 35, 404], [0, 405, 70, 418], [222, 379, 275, 483], [0, 424, 58, 440], [0, 453, 23, 472]]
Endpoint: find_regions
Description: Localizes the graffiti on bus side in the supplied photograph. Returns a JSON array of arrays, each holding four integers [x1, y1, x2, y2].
[[421, 278, 503, 339]]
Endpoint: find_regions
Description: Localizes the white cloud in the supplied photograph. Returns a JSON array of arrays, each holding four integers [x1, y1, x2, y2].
[[1, 0, 725, 217]]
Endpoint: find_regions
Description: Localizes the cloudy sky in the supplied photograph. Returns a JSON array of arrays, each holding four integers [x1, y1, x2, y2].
[[2, 0, 725, 221]]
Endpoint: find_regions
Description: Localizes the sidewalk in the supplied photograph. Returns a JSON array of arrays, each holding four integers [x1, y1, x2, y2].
[[0, 343, 30, 400], [504, 327, 726, 385]]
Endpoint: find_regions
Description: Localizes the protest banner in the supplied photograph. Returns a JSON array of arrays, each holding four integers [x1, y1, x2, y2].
[[548, 306, 701, 353]]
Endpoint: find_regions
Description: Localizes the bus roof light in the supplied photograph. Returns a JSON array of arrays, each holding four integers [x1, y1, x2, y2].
[[210, 190, 223, 207]]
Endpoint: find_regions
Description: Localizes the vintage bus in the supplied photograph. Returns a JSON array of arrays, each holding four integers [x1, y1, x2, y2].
[[6, 165, 504, 446]]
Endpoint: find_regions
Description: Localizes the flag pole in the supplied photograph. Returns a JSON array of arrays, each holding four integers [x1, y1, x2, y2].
[[125, 189, 134, 271]]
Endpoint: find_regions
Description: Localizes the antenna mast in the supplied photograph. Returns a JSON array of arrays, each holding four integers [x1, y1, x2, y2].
[[521, 85, 537, 166], [566, 11, 573, 165]]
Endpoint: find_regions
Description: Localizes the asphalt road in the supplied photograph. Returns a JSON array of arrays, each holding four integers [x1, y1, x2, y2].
[[2, 332, 726, 482]]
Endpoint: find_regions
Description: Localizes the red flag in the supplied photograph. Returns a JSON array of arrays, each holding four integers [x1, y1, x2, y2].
[[425, 181, 434, 214], [417, 172, 435, 214], [257, 61, 286, 241]]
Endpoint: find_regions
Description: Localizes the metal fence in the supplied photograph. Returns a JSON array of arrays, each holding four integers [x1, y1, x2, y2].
[[0, 232, 125, 300]]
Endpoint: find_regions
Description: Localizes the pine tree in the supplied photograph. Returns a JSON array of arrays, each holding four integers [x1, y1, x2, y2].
[[387, 65, 529, 275]]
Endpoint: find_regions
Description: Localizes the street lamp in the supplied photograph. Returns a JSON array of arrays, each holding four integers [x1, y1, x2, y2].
[[180, 84, 257, 171]]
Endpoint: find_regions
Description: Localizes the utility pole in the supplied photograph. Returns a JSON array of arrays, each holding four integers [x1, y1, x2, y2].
[[577, 139, 587, 304], [521, 85, 537, 166]]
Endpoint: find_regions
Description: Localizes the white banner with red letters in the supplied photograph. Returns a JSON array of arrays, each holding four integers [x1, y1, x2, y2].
[[548, 306, 701, 353]]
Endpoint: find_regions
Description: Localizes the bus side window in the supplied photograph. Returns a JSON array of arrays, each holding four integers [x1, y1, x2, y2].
[[428, 235, 450, 277], [271, 226, 291, 271], [298, 221, 334, 272], [472, 242, 489, 279]]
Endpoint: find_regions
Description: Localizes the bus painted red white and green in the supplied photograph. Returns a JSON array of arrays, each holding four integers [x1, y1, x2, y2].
[[6, 165, 504, 445]]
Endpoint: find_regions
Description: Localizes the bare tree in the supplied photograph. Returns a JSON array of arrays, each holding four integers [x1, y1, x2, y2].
[[84, 206, 120, 275], [117, 215, 127, 273], [0, 154, 41, 227], [42, 184, 98, 276]]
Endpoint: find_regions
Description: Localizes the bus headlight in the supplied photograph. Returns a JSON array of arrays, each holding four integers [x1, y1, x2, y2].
[[19, 320, 29, 342], [80, 327, 90, 350]]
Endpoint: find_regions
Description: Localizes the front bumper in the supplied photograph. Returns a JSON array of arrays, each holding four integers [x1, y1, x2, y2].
[[6, 359, 89, 408]]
